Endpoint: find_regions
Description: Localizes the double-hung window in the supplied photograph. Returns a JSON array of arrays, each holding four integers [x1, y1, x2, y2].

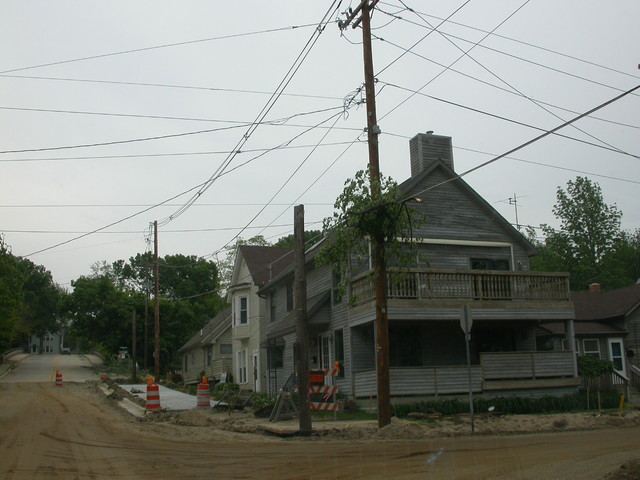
[[235, 296, 248, 326]]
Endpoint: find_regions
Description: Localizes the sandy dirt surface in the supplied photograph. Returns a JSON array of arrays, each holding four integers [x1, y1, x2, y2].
[[1, 380, 640, 480]]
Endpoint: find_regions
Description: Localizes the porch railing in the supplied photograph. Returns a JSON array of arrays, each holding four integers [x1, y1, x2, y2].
[[583, 369, 630, 399], [352, 351, 576, 398], [350, 268, 570, 305]]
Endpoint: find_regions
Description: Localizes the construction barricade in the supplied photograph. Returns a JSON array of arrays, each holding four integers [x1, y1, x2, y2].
[[55, 371, 63, 387], [197, 377, 210, 409], [308, 362, 341, 412], [146, 377, 161, 411]]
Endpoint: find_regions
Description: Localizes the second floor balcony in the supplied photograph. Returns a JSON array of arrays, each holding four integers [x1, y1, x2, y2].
[[350, 268, 571, 306]]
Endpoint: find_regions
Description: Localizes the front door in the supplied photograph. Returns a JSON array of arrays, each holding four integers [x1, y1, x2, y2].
[[608, 338, 626, 376]]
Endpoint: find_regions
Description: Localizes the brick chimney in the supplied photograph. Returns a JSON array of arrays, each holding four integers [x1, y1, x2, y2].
[[588, 283, 601, 293], [409, 132, 454, 177]]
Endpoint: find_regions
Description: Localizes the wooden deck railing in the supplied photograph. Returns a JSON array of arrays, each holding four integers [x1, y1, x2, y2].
[[481, 351, 575, 380], [350, 268, 570, 305]]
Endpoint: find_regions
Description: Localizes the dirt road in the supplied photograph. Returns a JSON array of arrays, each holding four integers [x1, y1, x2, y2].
[[0, 380, 638, 480]]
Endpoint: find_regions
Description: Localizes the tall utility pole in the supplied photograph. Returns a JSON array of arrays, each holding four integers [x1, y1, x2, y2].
[[341, 0, 392, 428], [153, 220, 160, 381], [294, 205, 312, 435], [131, 310, 137, 383]]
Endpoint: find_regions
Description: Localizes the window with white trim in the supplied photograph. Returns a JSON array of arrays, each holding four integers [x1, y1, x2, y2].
[[234, 296, 248, 326], [237, 350, 247, 384], [583, 339, 600, 358]]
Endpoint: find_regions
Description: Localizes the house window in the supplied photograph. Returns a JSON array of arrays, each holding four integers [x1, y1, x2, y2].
[[334, 329, 345, 377], [583, 339, 600, 358], [220, 344, 232, 355], [184, 355, 188, 371], [237, 350, 247, 384], [389, 326, 422, 366], [234, 296, 248, 326], [470, 259, 510, 270], [207, 346, 213, 366], [269, 292, 276, 323], [286, 282, 293, 312]]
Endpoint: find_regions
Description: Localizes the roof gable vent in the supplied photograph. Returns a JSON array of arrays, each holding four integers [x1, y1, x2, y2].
[[409, 132, 454, 176]]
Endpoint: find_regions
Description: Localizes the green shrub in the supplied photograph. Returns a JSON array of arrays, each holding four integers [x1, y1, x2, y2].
[[392, 391, 621, 418]]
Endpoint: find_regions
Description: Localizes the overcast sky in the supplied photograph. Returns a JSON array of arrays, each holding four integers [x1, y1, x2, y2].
[[1, 1, 638, 287]]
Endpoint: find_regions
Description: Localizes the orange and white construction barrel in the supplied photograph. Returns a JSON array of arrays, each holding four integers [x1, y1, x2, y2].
[[55, 371, 63, 387], [197, 377, 210, 409], [146, 378, 161, 411]]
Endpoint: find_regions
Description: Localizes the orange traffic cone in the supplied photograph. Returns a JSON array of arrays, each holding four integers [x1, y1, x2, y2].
[[55, 371, 63, 387]]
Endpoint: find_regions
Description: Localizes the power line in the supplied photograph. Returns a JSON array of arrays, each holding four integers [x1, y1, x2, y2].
[[0, 74, 343, 101], [377, 2, 640, 82], [402, 83, 640, 202], [0, 106, 344, 155], [0, 139, 364, 164], [395, 0, 633, 158], [156, 1, 343, 227], [0, 202, 334, 209], [0, 24, 318, 75], [381, 81, 640, 159]]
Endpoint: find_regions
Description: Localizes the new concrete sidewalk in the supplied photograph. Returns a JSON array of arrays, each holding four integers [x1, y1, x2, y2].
[[119, 384, 204, 411]]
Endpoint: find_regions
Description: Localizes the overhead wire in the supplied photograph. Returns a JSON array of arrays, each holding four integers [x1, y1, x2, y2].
[[395, 0, 634, 159], [381, 81, 640, 159], [156, 0, 344, 227], [0, 105, 344, 155], [0, 24, 318, 75], [400, 84, 640, 203]]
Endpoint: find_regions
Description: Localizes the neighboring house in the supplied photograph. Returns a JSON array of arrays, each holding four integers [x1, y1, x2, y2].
[[538, 282, 640, 381], [179, 307, 233, 384], [260, 132, 580, 402], [28, 331, 63, 354], [227, 245, 294, 393]]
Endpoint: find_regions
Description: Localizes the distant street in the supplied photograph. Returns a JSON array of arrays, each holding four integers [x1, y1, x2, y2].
[[0, 353, 100, 383]]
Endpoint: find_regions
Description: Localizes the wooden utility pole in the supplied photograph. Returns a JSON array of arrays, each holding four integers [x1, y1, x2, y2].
[[131, 310, 137, 383], [153, 220, 160, 381], [294, 205, 312, 435], [341, 0, 391, 428]]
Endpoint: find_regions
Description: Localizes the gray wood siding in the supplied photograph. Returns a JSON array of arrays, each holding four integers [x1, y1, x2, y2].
[[351, 324, 375, 372], [409, 167, 529, 250], [481, 351, 574, 379], [354, 366, 483, 397]]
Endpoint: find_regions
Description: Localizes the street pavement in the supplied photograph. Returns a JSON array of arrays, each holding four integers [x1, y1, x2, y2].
[[0, 353, 101, 383]]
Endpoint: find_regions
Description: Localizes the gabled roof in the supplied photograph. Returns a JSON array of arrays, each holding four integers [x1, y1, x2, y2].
[[178, 306, 231, 353], [398, 157, 538, 256], [234, 245, 294, 288], [571, 283, 640, 321], [266, 290, 331, 339]]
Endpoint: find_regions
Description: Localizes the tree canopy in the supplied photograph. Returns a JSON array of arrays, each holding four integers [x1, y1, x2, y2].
[[530, 177, 638, 291], [0, 236, 66, 352]]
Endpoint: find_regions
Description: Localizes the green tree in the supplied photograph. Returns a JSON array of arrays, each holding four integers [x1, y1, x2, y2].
[[274, 230, 323, 249], [316, 169, 423, 296], [531, 177, 625, 290], [216, 235, 270, 291], [0, 236, 65, 352]]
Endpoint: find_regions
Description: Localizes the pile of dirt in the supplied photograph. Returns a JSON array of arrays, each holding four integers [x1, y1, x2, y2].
[[604, 460, 640, 480]]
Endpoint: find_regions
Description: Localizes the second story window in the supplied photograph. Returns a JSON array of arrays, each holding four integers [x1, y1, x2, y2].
[[234, 295, 248, 326]]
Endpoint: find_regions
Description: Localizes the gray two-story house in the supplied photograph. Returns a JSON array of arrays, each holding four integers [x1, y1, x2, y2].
[[261, 132, 579, 403]]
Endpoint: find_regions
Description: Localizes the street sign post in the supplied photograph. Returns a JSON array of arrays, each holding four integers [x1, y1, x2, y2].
[[461, 305, 475, 433]]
